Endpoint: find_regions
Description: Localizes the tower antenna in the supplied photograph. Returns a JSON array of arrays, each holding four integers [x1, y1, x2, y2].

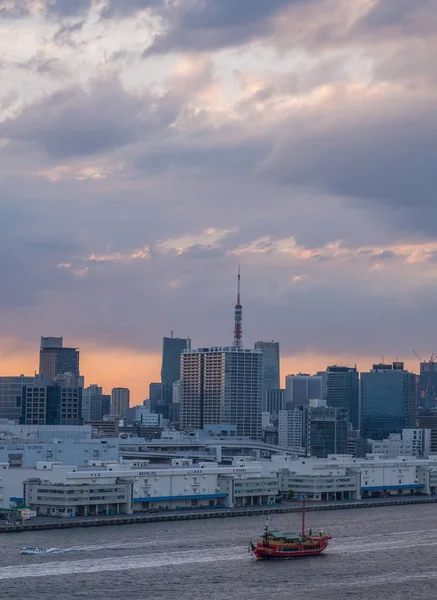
[[233, 266, 243, 348]]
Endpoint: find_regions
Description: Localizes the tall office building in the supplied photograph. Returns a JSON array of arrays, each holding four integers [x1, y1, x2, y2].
[[160, 333, 190, 418], [180, 346, 263, 439], [285, 374, 323, 408], [39, 336, 80, 379], [418, 359, 437, 409], [149, 382, 165, 415], [361, 362, 416, 440], [21, 375, 82, 426], [323, 366, 359, 429], [82, 385, 110, 422], [304, 400, 348, 457], [0, 375, 34, 421], [110, 388, 130, 418], [265, 389, 285, 418], [254, 341, 280, 402]]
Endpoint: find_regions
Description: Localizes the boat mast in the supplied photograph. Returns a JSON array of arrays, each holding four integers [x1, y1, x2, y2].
[[301, 497, 306, 536]]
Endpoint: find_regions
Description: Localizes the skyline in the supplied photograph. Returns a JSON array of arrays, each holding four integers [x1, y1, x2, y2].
[[0, 334, 424, 403], [1, 0, 436, 402]]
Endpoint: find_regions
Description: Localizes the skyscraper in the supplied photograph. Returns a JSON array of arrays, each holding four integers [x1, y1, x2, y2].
[[323, 366, 359, 429], [285, 374, 323, 408], [111, 388, 130, 418], [254, 341, 280, 402], [160, 333, 190, 418], [39, 336, 80, 379], [180, 346, 263, 439], [265, 389, 285, 417], [418, 358, 437, 409], [149, 382, 165, 414], [361, 362, 416, 440]]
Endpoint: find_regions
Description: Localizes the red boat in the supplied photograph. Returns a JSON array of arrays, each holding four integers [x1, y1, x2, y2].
[[249, 500, 332, 560]]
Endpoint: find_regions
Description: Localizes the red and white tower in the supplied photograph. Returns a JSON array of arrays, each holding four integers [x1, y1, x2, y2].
[[233, 266, 243, 348]]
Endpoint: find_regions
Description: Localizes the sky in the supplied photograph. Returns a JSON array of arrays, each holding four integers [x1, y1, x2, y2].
[[1, 0, 436, 402]]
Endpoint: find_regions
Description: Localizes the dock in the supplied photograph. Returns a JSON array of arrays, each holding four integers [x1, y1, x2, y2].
[[2, 496, 437, 533]]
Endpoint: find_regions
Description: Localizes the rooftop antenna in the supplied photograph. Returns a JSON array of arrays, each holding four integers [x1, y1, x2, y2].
[[233, 266, 243, 348]]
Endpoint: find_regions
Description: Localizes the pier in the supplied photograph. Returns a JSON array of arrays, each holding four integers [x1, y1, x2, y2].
[[2, 496, 437, 533]]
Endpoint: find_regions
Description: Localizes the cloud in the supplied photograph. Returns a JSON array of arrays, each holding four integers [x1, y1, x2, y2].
[[2, 0, 437, 393], [1, 77, 143, 158]]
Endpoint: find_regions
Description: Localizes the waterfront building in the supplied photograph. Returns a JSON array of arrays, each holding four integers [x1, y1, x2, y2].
[[370, 429, 431, 459], [254, 341, 280, 404], [0, 376, 34, 421], [39, 336, 80, 379], [278, 408, 303, 449], [361, 362, 416, 440], [24, 475, 133, 517], [285, 374, 322, 408], [161, 334, 190, 418], [111, 388, 130, 418], [323, 366, 359, 429], [180, 346, 263, 440], [304, 400, 348, 458], [0, 437, 118, 468]]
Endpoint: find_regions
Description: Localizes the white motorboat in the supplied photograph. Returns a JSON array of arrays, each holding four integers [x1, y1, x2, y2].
[[20, 547, 52, 555]]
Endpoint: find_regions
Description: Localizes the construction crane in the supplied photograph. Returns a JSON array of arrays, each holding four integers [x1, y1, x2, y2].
[[412, 350, 423, 362]]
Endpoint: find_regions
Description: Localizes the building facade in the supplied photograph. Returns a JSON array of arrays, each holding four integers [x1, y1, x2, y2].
[[418, 360, 437, 409], [180, 347, 263, 440], [285, 374, 323, 408], [323, 366, 359, 429], [39, 337, 80, 379], [161, 335, 190, 418], [21, 376, 82, 426], [264, 389, 285, 417], [254, 341, 280, 403], [361, 362, 416, 440], [111, 388, 130, 418], [304, 402, 348, 458], [82, 385, 110, 422], [278, 409, 303, 449], [0, 376, 34, 421]]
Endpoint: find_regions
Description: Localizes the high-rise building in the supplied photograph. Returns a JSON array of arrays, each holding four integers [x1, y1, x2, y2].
[[39, 336, 80, 379], [110, 388, 130, 418], [160, 333, 190, 418], [285, 374, 323, 408], [21, 375, 82, 426], [180, 346, 263, 439], [254, 341, 280, 403], [0, 375, 34, 421], [323, 366, 359, 429], [304, 400, 348, 457], [278, 408, 303, 448], [265, 389, 285, 418], [361, 362, 416, 440], [418, 359, 437, 409], [82, 385, 110, 422], [149, 382, 165, 414]]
